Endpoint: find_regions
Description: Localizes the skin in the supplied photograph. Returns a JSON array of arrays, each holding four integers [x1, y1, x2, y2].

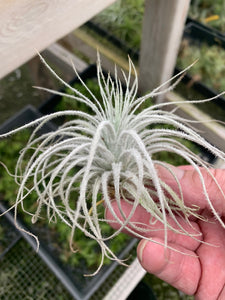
[[105, 165, 225, 300]]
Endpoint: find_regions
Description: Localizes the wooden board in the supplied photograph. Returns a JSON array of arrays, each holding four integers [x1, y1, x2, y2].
[[43, 43, 88, 77], [139, 0, 190, 99], [0, 0, 116, 79], [59, 29, 136, 83]]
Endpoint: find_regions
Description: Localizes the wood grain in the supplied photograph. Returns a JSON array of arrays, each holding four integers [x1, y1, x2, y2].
[[139, 0, 190, 99], [0, 0, 116, 79]]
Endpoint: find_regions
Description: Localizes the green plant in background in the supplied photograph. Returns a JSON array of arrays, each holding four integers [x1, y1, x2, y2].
[[93, 0, 225, 52], [143, 273, 194, 300], [189, 0, 225, 31], [177, 40, 225, 93], [0, 131, 36, 207], [56, 79, 100, 116], [92, 0, 145, 51]]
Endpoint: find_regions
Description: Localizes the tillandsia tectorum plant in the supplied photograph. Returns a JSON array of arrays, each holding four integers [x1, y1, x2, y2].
[[1, 54, 225, 275]]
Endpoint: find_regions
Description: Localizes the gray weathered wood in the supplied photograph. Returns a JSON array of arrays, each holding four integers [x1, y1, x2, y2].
[[103, 258, 146, 300], [0, 0, 116, 79], [60, 30, 135, 84], [139, 0, 190, 98], [43, 43, 88, 78]]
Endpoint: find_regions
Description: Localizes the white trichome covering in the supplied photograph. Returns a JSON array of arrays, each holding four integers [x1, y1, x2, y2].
[[1, 55, 225, 274]]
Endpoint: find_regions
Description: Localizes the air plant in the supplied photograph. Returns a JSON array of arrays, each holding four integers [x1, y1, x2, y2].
[[1, 54, 225, 275]]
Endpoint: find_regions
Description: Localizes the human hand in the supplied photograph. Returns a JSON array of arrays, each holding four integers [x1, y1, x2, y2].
[[105, 165, 225, 299]]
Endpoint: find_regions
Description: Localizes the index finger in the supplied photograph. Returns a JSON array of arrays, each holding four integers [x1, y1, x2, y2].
[[105, 200, 202, 251], [156, 164, 225, 216]]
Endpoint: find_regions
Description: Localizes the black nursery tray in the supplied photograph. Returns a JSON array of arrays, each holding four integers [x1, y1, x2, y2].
[[186, 17, 225, 47], [0, 105, 137, 300], [0, 105, 56, 135]]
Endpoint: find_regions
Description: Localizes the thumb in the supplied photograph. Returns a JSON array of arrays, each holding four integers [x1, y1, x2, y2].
[[156, 164, 225, 215], [137, 238, 200, 295]]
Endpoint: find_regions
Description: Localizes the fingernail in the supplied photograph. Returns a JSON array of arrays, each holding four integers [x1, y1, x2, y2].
[[138, 240, 148, 263]]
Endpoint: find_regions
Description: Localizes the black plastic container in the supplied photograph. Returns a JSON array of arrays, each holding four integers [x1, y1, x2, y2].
[[128, 281, 157, 300], [186, 17, 225, 47], [0, 105, 56, 135]]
